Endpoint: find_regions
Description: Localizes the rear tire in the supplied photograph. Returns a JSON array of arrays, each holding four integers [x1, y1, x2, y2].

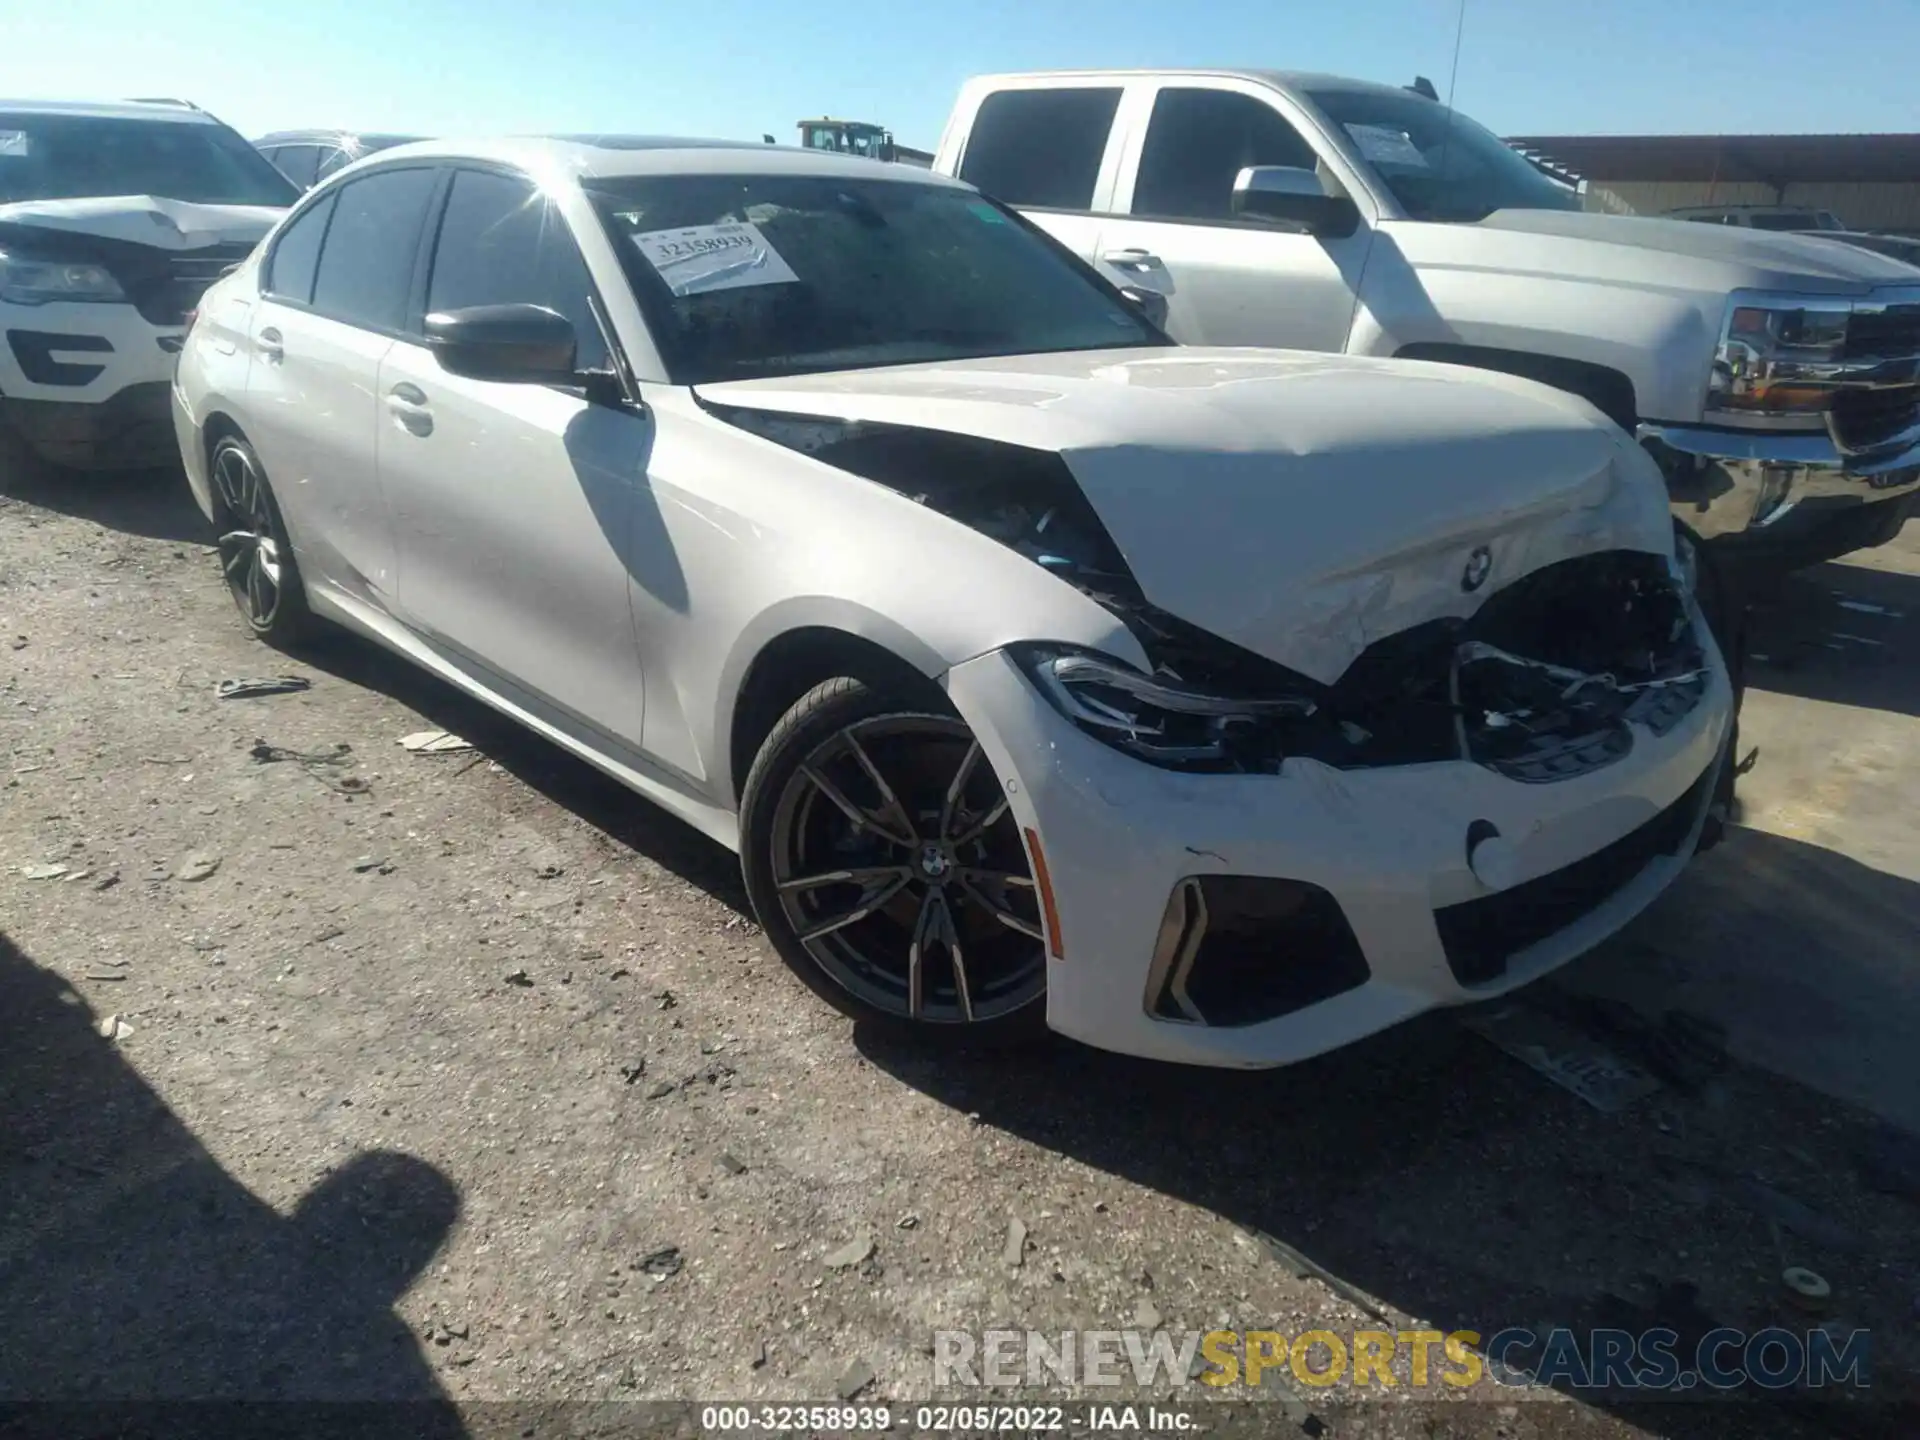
[[740, 677, 1050, 1049], [208, 433, 316, 647]]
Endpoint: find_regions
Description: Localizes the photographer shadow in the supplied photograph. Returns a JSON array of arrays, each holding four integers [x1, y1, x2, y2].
[[0, 929, 466, 1431]]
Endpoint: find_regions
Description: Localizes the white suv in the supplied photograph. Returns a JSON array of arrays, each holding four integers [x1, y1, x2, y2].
[[0, 99, 294, 471]]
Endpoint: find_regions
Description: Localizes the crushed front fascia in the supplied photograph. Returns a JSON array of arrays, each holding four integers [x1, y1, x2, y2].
[[1458, 640, 1710, 699]]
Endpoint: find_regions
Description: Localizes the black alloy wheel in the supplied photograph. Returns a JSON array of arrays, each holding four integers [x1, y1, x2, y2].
[[741, 677, 1049, 1044], [210, 434, 313, 644]]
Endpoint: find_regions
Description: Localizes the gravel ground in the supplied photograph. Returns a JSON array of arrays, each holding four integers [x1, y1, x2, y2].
[[3, 457, 1917, 1439]]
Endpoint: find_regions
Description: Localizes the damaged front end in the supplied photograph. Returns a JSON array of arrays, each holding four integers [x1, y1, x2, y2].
[[1018, 550, 1708, 783], [712, 406, 1711, 783]]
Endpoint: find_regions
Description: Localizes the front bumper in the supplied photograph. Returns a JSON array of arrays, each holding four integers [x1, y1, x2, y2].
[[1642, 422, 1920, 558], [0, 297, 191, 471], [1, 383, 178, 470], [947, 641, 1734, 1069]]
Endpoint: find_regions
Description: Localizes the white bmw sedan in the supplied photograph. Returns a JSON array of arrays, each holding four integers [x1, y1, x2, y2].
[[172, 137, 1734, 1067]]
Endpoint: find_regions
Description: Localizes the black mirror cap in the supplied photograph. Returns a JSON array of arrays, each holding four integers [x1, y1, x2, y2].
[[424, 304, 578, 384], [1232, 189, 1361, 239]]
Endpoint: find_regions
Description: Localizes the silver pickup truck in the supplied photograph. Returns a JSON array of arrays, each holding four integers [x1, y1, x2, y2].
[[932, 69, 1920, 574]]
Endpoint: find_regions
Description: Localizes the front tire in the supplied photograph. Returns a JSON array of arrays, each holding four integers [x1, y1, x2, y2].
[[208, 433, 315, 646], [740, 677, 1049, 1047]]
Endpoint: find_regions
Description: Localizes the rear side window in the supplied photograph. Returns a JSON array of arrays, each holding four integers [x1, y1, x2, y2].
[[426, 168, 607, 369], [267, 144, 321, 189], [1132, 88, 1319, 222], [309, 167, 437, 331], [316, 146, 351, 182], [263, 192, 334, 303], [958, 87, 1120, 211]]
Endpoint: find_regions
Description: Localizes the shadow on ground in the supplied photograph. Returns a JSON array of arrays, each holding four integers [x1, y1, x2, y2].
[[858, 824, 1920, 1438], [1743, 561, 1920, 721], [0, 454, 211, 547], [0, 930, 466, 1429]]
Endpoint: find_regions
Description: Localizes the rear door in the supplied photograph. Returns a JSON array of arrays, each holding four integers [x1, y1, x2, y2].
[[1096, 79, 1373, 351], [243, 165, 440, 604], [377, 165, 648, 747], [952, 83, 1125, 268]]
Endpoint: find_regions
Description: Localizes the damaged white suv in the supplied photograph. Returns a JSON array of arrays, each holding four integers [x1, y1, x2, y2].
[[172, 138, 1735, 1067], [0, 99, 294, 470]]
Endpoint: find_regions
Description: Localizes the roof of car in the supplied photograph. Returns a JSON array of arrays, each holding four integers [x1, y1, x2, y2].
[[360, 135, 975, 185], [0, 97, 217, 123], [965, 67, 1420, 101], [1822, 231, 1920, 252], [1669, 204, 1828, 215], [254, 129, 424, 147]]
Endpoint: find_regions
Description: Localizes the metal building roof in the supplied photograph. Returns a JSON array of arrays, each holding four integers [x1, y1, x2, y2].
[[1503, 133, 1920, 187]]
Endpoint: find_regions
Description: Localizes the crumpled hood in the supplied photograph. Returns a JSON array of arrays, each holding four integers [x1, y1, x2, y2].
[[696, 347, 1675, 684], [1472, 208, 1920, 291], [0, 194, 282, 250]]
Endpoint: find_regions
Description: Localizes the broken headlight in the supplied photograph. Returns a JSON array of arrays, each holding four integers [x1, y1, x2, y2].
[[1016, 646, 1316, 769]]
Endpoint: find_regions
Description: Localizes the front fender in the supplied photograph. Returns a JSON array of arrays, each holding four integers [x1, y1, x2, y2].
[[1356, 222, 1729, 423]]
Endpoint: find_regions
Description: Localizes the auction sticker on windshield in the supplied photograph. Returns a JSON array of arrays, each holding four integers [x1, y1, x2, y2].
[[630, 221, 799, 297], [1346, 123, 1429, 169]]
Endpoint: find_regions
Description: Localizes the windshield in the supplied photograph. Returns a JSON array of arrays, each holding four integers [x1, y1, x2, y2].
[[1302, 87, 1581, 223], [0, 112, 298, 207], [1841, 233, 1920, 264], [590, 173, 1161, 384], [1748, 211, 1842, 232]]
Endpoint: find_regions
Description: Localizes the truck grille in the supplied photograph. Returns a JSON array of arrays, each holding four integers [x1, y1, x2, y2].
[[1844, 300, 1920, 360], [1830, 383, 1920, 452], [1827, 298, 1920, 454], [127, 243, 257, 326], [1434, 763, 1712, 987]]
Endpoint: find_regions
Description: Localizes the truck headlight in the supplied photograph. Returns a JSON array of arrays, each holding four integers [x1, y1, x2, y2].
[[1706, 292, 1853, 425], [1016, 645, 1315, 769], [0, 251, 127, 306]]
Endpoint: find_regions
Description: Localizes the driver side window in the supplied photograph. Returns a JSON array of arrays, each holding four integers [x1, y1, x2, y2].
[[1131, 88, 1320, 222], [425, 168, 609, 371]]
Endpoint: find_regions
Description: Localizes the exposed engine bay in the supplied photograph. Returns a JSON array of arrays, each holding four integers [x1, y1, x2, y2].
[[711, 408, 1709, 781]]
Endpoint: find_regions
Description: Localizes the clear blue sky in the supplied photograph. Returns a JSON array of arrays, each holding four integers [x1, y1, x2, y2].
[[12, 0, 1920, 150]]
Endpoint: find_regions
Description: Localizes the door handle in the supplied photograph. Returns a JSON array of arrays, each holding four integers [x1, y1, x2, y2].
[[385, 382, 432, 436], [1100, 248, 1162, 273], [256, 326, 284, 362]]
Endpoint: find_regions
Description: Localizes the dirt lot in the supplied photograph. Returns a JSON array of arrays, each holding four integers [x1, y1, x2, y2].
[[4, 452, 1919, 1439]]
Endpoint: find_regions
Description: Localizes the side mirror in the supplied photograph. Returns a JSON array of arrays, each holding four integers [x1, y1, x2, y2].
[[1231, 166, 1360, 238], [424, 304, 578, 384], [1117, 285, 1169, 330]]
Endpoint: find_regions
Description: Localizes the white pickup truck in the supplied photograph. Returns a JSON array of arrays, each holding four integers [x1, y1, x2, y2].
[[932, 70, 1920, 572]]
